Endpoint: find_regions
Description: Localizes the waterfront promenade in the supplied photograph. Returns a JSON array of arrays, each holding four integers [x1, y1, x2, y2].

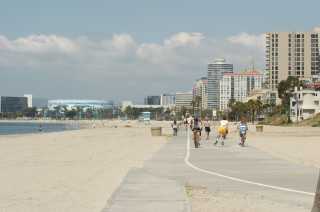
[[104, 127, 319, 212]]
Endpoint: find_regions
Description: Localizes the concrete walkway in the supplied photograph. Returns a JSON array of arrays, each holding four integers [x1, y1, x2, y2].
[[103, 130, 318, 211]]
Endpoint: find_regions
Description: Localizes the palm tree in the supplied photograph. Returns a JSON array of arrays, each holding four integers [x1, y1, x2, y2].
[[278, 76, 302, 123], [54, 106, 62, 120], [247, 99, 258, 123]]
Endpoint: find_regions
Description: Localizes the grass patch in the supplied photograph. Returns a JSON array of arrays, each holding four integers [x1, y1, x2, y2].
[[295, 113, 320, 127], [185, 185, 193, 197], [260, 115, 289, 126], [261, 113, 320, 127]]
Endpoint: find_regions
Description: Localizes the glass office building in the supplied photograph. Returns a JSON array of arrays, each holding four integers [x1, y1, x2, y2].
[[0, 96, 28, 113], [207, 58, 233, 110], [144, 96, 161, 105]]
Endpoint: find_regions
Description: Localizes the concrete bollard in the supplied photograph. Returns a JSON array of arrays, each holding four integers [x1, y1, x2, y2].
[[256, 125, 264, 132], [312, 170, 320, 212], [151, 127, 162, 136]]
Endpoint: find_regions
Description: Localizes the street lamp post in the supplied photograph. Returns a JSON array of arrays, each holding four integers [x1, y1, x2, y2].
[[311, 170, 320, 212], [296, 92, 299, 123]]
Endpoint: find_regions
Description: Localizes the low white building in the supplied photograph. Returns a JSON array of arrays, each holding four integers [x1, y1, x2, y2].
[[160, 94, 175, 108], [121, 101, 163, 112], [290, 89, 320, 122], [48, 99, 114, 111], [246, 89, 281, 106]]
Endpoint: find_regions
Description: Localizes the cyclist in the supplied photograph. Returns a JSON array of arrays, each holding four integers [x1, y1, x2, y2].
[[192, 117, 201, 148], [183, 117, 188, 131], [238, 118, 248, 147], [187, 115, 193, 130], [214, 116, 229, 146]]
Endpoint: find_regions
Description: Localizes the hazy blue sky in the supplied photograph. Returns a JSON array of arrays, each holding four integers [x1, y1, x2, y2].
[[0, 0, 319, 102], [2, 0, 320, 38]]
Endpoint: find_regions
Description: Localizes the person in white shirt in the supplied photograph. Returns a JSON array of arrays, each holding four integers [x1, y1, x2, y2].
[[171, 119, 178, 136], [187, 116, 194, 130]]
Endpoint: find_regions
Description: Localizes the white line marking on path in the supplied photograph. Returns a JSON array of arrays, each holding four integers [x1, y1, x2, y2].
[[184, 129, 315, 196]]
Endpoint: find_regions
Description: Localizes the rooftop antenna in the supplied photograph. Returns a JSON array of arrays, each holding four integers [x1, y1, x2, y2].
[[251, 57, 255, 71]]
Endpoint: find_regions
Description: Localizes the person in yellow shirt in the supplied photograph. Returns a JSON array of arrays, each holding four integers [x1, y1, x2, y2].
[[214, 116, 229, 146]]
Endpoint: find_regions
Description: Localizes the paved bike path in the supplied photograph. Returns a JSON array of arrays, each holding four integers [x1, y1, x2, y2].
[[103, 130, 318, 211]]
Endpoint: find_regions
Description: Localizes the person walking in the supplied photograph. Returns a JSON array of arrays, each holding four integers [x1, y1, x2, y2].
[[192, 117, 201, 148], [171, 119, 178, 136], [183, 117, 188, 131], [214, 116, 229, 146], [204, 117, 211, 140], [187, 115, 194, 130]]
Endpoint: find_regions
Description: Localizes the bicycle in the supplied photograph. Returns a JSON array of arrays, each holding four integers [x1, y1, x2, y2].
[[239, 133, 246, 147]]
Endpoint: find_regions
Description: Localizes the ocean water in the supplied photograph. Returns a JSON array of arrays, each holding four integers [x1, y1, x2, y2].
[[0, 122, 79, 135]]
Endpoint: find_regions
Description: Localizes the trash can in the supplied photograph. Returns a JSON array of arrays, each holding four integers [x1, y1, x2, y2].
[[151, 127, 162, 136], [256, 125, 263, 132]]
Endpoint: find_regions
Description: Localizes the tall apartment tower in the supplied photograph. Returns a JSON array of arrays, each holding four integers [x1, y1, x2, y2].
[[266, 32, 320, 90], [207, 58, 233, 110], [193, 77, 208, 110]]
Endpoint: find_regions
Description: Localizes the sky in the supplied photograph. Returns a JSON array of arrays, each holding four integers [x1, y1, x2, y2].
[[0, 0, 320, 102]]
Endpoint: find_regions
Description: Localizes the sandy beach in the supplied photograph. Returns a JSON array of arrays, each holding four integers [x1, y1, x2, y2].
[[0, 121, 167, 212], [0, 120, 319, 212], [249, 125, 320, 168]]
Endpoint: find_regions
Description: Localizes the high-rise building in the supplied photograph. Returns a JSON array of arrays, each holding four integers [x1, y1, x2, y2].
[[219, 70, 263, 110], [0, 96, 28, 113], [144, 96, 161, 105], [193, 77, 208, 110], [24, 94, 33, 108], [207, 58, 233, 110], [175, 92, 193, 112], [266, 31, 320, 90], [160, 94, 175, 107]]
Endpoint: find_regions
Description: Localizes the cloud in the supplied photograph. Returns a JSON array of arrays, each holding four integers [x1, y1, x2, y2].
[[164, 32, 205, 48], [110, 34, 136, 53], [0, 36, 11, 49], [136, 32, 205, 64], [227, 32, 265, 50], [0, 34, 78, 53], [0, 32, 264, 101], [313, 27, 320, 33]]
